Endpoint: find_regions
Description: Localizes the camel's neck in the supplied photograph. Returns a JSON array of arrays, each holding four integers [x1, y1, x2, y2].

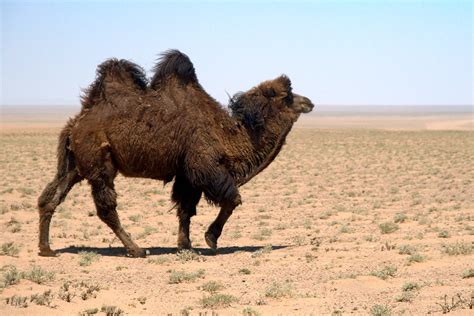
[[231, 113, 298, 186]]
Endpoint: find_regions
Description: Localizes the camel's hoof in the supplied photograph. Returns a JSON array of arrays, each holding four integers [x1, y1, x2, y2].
[[127, 248, 146, 258], [204, 232, 217, 252], [177, 239, 192, 251], [38, 248, 58, 257]]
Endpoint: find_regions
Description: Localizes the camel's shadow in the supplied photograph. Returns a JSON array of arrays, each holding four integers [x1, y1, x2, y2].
[[56, 245, 288, 257]]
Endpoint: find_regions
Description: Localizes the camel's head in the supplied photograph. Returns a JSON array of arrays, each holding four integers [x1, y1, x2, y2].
[[230, 75, 314, 132]]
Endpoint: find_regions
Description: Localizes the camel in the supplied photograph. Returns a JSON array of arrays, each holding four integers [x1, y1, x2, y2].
[[37, 50, 314, 257]]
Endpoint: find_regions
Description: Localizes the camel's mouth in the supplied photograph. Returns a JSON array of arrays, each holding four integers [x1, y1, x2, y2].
[[294, 94, 314, 114], [301, 99, 314, 113]]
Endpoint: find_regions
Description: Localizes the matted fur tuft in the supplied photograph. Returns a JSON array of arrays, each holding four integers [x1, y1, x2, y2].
[[150, 50, 198, 89], [229, 93, 265, 134], [81, 59, 148, 109]]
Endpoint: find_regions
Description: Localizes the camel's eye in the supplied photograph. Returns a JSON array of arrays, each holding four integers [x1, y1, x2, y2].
[[283, 91, 293, 105]]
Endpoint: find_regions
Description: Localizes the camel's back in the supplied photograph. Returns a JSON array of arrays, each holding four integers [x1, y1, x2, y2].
[[70, 82, 233, 180]]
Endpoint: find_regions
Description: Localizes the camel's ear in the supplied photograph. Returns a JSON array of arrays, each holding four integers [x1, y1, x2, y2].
[[276, 75, 293, 103], [276, 75, 292, 95]]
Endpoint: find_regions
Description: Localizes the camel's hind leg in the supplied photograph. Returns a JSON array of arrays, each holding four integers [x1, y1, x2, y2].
[[172, 176, 202, 250], [38, 170, 82, 256], [89, 160, 145, 258]]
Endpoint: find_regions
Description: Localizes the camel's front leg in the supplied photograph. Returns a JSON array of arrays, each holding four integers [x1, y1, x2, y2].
[[205, 194, 242, 251]]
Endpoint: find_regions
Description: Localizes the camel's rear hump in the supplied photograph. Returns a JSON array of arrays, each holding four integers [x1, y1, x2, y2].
[[80, 59, 148, 109]]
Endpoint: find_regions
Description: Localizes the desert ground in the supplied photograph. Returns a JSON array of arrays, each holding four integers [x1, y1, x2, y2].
[[0, 106, 473, 315]]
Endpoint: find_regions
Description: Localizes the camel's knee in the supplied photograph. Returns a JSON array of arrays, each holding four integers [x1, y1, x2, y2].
[[91, 182, 117, 210], [38, 179, 60, 211]]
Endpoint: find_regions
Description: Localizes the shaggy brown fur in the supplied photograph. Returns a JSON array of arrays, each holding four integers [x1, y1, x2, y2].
[[37, 50, 314, 257]]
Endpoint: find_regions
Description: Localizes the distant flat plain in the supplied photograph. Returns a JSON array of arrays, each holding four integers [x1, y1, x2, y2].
[[1, 105, 472, 131]]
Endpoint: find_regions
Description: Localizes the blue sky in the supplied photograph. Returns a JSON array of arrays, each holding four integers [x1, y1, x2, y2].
[[1, 0, 472, 106]]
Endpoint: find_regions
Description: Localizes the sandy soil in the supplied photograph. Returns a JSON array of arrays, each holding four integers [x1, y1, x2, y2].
[[0, 109, 473, 315]]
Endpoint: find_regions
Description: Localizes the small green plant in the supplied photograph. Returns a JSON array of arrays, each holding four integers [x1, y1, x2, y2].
[[176, 249, 204, 262], [461, 268, 474, 278], [402, 282, 420, 291], [200, 293, 237, 308], [264, 282, 293, 299], [242, 307, 260, 315], [239, 268, 251, 275], [5, 295, 28, 308], [370, 265, 397, 280], [169, 269, 205, 284], [379, 222, 399, 234], [1, 265, 21, 288], [407, 253, 425, 264], [79, 308, 99, 316], [200, 280, 225, 293], [0, 242, 20, 257], [437, 230, 450, 238], [441, 241, 473, 256], [370, 304, 391, 316], [101, 305, 124, 316], [393, 213, 407, 223], [30, 289, 54, 306], [22, 266, 55, 284], [398, 244, 417, 255], [79, 251, 101, 266], [395, 291, 415, 302]]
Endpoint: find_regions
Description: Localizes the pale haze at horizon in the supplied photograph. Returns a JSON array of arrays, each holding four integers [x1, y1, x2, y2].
[[1, 1, 472, 107]]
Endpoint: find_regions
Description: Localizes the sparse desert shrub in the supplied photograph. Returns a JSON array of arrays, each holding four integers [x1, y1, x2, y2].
[[461, 268, 474, 279], [435, 293, 471, 314], [22, 266, 55, 284], [407, 253, 425, 264], [176, 249, 204, 262], [437, 230, 450, 238], [393, 213, 407, 223], [200, 293, 237, 308], [370, 265, 397, 280], [379, 222, 399, 234], [0, 242, 20, 257], [402, 282, 420, 292], [398, 244, 417, 255], [79, 251, 101, 266], [200, 280, 225, 293], [101, 305, 124, 316], [5, 295, 28, 308], [59, 280, 100, 302], [264, 282, 293, 299], [395, 291, 415, 302], [169, 269, 205, 284], [80, 308, 99, 316], [370, 304, 391, 316], [1, 265, 21, 288], [30, 289, 54, 306], [441, 241, 473, 256], [242, 307, 260, 316]]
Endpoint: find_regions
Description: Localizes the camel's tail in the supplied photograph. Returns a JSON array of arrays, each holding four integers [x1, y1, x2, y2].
[[80, 59, 148, 109], [150, 50, 198, 89], [56, 118, 76, 178]]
